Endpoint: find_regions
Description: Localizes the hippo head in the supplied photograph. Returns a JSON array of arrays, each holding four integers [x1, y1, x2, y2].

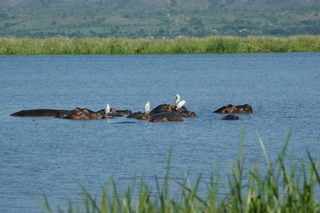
[[66, 108, 80, 119], [167, 104, 176, 112], [67, 108, 106, 120], [215, 104, 252, 114], [127, 112, 151, 120], [175, 106, 196, 117], [69, 108, 91, 120], [223, 105, 238, 113], [241, 104, 253, 113]]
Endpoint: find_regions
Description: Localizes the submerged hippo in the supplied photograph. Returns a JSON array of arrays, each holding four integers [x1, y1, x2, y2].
[[222, 115, 239, 120], [214, 104, 253, 114], [11, 107, 132, 120]]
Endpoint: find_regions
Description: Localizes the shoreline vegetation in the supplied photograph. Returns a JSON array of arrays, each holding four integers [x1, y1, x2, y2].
[[1, 36, 320, 55], [44, 133, 320, 212]]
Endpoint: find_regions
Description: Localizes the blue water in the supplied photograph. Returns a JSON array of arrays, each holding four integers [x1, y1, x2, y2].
[[0, 53, 320, 212]]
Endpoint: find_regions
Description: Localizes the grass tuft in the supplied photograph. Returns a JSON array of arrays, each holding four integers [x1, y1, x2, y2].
[[44, 133, 320, 212]]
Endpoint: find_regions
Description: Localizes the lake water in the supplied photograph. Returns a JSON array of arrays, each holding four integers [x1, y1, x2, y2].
[[0, 53, 320, 212]]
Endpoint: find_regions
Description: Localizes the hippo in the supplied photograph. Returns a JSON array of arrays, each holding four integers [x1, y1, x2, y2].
[[150, 104, 196, 117], [11, 108, 108, 120], [10, 107, 131, 120], [214, 104, 253, 113], [127, 112, 151, 120], [56, 108, 108, 120], [128, 103, 195, 122], [127, 111, 183, 122], [222, 115, 239, 120]]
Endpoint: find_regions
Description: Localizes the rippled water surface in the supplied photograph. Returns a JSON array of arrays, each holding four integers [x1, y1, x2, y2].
[[0, 53, 320, 212]]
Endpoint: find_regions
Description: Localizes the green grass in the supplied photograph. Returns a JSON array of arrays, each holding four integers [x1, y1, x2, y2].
[[44, 132, 320, 212], [0, 36, 319, 55]]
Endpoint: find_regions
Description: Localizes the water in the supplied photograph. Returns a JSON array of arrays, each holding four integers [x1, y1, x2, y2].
[[0, 53, 320, 212]]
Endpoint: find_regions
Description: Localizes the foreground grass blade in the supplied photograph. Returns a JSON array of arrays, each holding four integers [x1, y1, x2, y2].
[[256, 132, 271, 168], [81, 186, 102, 213], [307, 149, 320, 186], [44, 195, 51, 213]]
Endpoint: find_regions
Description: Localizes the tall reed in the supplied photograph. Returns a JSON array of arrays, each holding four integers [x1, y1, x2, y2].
[[0, 36, 319, 55], [44, 132, 320, 212]]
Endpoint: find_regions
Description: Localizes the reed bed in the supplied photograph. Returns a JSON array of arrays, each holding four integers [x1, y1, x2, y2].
[[44, 132, 320, 212], [1, 36, 319, 55]]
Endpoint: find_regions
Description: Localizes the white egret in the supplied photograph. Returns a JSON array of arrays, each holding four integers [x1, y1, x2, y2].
[[144, 101, 151, 114], [105, 104, 111, 114], [176, 100, 186, 110], [175, 94, 181, 105]]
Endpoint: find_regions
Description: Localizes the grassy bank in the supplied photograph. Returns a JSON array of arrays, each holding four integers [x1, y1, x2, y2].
[[44, 132, 320, 212], [1, 36, 320, 55]]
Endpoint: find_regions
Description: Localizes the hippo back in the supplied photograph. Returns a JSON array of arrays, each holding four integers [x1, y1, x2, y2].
[[149, 104, 172, 114], [11, 109, 61, 117], [150, 112, 183, 122]]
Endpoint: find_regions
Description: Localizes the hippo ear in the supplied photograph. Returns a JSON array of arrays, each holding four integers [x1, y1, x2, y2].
[[75, 110, 82, 116]]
